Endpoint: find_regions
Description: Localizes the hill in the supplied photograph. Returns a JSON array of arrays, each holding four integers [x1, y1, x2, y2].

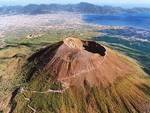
[[0, 2, 150, 15], [1, 37, 150, 113]]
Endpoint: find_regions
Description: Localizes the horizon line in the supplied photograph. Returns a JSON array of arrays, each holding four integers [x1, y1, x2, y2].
[[0, 2, 150, 9]]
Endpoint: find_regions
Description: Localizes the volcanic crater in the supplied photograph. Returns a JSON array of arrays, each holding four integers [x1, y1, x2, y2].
[[27, 37, 143, 88], [9, 37, 150, 113]]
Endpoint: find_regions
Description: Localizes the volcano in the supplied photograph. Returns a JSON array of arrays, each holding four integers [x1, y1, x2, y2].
[[10, 38, 150, 113], [26, 38, 144, 87]]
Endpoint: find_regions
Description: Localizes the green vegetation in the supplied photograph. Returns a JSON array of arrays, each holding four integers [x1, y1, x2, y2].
[[94, 36, 150, 75], [0, 45, 32, 110], [12, 71, 150, 113], [5, 28, 98, 45], [1, 27, 150, 113], [0, 28, 98, 112]]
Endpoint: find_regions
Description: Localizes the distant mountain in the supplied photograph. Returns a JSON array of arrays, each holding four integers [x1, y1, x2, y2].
[[0, 2, 150, 15]]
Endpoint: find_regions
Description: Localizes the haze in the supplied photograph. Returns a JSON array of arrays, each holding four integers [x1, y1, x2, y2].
[[0, 0, 150, 8]]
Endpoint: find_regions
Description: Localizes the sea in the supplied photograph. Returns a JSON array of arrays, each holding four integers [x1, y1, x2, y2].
[[83, 13, 150, 75], [83, 13, 150, 29]]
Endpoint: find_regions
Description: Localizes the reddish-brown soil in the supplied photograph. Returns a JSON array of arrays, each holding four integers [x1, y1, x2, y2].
[[11, 37, 150, 113], [27, 37, 144, 88]]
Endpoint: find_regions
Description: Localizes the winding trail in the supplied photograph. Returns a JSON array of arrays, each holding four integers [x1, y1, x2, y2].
[[20, 82, 69, 113], [27, 105, 36, 113], [59, 52, 107, 82], [20, 46, 107, 113], [20, 82, 69, 94], [21, 52, 107, 94]]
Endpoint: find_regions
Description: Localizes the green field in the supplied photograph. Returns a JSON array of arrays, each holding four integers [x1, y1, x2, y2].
[[1, 28, 150, 113], [93, 35, 150, 75]]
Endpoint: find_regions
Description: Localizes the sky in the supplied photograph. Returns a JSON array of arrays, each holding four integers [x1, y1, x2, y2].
[[0, 0, 150, 8]]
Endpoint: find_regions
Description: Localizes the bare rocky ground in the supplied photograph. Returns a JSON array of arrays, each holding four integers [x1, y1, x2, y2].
[[10, 38, 150, 113], [0, 13, 149, 113], [0, 13, 97, 113]]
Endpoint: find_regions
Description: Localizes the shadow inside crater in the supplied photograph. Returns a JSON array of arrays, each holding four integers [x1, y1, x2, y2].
[[82, 41, 106, 56]]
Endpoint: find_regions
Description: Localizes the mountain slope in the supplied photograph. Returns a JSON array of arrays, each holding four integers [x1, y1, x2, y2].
[[0, 2, 150, 15], [4, 38, 150, 113]]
